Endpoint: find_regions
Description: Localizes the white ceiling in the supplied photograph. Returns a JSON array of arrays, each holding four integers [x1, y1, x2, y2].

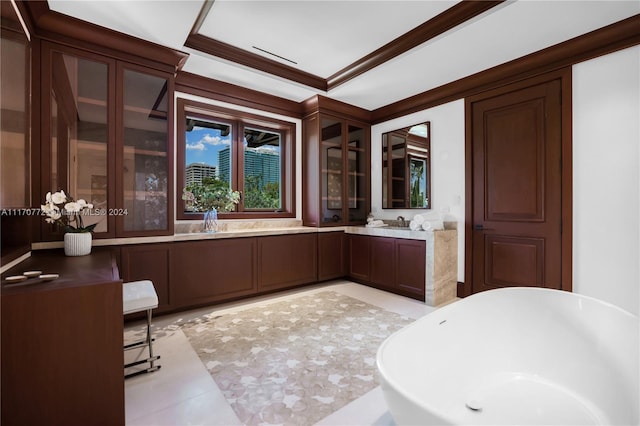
[[49, 0, 640, 111]]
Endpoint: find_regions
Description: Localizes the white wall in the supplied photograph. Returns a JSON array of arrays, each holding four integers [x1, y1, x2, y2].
[[371, 100, 466, 281], [572, 46, 640, 315]]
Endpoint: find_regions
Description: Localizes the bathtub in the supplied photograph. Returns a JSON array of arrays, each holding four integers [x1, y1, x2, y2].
[[376, 287, 639, 425]]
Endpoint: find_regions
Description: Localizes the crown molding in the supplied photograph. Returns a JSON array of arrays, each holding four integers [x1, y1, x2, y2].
[[372, 14, 640, 123], [176, 71, 304, 119], [326, 0, 505, 90], [20, 0, 188, 73]]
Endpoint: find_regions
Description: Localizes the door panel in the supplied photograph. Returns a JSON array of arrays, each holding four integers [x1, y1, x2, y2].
[[472, 79, 562, 293]]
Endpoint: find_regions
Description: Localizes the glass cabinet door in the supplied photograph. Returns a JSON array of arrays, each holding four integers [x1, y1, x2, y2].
[[347, 123, 368, 224], [320, 116, 343, 224], [46, 46, 110, 235], [120, 67, 170, 233]]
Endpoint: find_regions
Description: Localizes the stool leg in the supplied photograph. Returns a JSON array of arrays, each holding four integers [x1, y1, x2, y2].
[[124, 309, 161, 378], [146, 308, 156, 369]]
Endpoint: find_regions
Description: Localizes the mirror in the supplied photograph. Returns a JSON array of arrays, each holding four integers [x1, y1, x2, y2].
[[382, 122, 430, 209]]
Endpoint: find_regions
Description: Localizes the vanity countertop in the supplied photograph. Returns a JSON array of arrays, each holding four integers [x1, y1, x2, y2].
[[344, 222, 457, 241]]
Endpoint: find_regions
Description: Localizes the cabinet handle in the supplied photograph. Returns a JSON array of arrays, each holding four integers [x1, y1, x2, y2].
[[474, 224, 493, 231]]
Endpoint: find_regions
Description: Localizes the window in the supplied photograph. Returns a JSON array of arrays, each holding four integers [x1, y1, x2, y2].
[[177, 98, 295, 219]]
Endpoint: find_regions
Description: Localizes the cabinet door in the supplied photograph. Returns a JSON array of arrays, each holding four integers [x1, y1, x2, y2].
[[117, 64, 173, 236], [396, 239, 426, 297], [172, 239, 257, 308], [370, 236, 395, 288], [318, 232, 345, 281], [348, 234, 370, 282], [346, 122, 369, 224], [120, 243, 172, 313], [257, 234, 317, 291], [42, 42, 115, 239], [321, 116, 344, 225]]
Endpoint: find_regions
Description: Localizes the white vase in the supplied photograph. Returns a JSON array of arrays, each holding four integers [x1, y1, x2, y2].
[[64, 232, 92, 256]]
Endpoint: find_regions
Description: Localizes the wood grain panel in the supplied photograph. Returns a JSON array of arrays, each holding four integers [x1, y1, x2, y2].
[[370, 236, 395, 288], [485, 235, 543, 288], [172, 238, 257, 307], [396, 239, 426, 296], [120, 243, 172, 312], [348, 234, 370, 282], [485, 99, 544, 221], [318, 232, 345, 281], [257, 233, 317, 291]]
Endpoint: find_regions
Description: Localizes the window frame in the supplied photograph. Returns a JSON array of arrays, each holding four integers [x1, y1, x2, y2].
[[176, 98, 295, 220]]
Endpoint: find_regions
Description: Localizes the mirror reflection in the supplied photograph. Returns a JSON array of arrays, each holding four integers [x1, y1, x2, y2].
[[382, 122, 430, 209]]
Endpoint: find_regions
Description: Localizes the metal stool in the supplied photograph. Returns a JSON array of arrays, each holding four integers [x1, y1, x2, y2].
[[123, 280, 161, 378]]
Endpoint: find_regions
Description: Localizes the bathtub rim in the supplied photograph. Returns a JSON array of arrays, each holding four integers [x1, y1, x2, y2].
[[376, 287, 639, 425]]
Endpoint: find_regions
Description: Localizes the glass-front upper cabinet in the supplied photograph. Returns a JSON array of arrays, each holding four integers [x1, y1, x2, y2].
[[304, 112, 369, 227], [1, 2, 30, 209], [43, 43, 112, 239], [119, 66, 170, 234], [42, 42, 173, 240]]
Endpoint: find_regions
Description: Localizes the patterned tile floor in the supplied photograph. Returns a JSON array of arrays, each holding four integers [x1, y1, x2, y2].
[[124, 280, 439, 426]]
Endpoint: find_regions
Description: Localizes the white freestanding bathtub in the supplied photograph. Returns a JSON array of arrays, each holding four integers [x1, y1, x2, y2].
[[377, 287, 639, 425]]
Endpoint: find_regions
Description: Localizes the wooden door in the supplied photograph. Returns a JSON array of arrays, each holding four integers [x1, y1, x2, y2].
[[470, 79, 563, 293]]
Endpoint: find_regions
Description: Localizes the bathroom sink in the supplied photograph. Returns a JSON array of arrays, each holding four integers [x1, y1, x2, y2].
[[386, 226, 411, 230]]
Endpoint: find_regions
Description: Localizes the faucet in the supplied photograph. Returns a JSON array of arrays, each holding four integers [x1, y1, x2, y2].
[[397, 216, 406, 227]]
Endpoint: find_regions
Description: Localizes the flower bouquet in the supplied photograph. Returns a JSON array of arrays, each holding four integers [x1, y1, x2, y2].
[[41, 190, 96, 233]]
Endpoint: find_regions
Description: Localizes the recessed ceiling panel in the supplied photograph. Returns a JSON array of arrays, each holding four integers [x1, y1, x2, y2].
[[198, 0, 456, 77]]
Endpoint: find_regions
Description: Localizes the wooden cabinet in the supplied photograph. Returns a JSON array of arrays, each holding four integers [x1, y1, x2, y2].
[[318, 232, 345, 281], [348, 234, 426, 300], [370, 237, 395, 289], [395, 239, 426, 297], [302, 97, 370, 227], [257, 233, 317, 292], [40, 41, 173, 241], [172, 238, 257, 308], [120, 243, 172, 313], [1, 249, 124, 426], [348, 234, 370, 282]]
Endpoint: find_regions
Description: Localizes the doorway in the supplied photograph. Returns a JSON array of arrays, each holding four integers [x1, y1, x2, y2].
[[464, 70, 572, 295]]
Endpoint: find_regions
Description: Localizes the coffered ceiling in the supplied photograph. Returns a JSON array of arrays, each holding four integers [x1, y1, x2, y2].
[[48, 0, 640, 111]]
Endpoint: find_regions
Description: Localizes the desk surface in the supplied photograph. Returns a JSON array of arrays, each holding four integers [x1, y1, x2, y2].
[[1, 247, 120, 295]]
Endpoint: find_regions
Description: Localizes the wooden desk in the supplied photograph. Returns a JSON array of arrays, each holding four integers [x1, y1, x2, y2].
[[1, 248, 124, 426]]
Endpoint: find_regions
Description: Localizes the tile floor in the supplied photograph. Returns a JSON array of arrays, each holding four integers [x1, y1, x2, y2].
[[124, 280, 442, 426]]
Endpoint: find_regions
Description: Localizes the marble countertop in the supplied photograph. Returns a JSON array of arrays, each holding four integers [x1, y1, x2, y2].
[[30, 221, 456, 249], [344, 225, 456, 241]]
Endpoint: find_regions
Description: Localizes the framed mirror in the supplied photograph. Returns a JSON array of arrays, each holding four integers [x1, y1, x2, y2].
[[382, 122, 430, 209]]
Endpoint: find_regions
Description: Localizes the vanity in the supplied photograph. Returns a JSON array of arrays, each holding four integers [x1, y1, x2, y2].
[[345, 224, 457, 306]]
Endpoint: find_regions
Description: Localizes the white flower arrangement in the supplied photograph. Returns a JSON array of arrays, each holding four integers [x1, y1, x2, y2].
[[41, 190, 96, 233]]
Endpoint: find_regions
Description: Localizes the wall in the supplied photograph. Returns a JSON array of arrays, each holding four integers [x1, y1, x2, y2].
[[371, 100, 466, 282], [572, 46, 640, 315]]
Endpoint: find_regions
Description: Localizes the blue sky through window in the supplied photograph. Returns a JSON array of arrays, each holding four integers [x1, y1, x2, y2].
[[185, 125, 230, 167]]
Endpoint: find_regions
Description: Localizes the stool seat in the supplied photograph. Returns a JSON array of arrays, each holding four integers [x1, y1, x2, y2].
[[123, 280, 158, 315]]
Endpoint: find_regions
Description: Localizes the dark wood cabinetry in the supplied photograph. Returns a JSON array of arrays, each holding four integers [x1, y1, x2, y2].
[[370, 237, 395, 288], [348, 234, 426, 299], [172, 238, 257, 308], [302, 97, 370, 227], [318, 232, 345, 281], [257, 233, 317, 292], [120, 243, 172, 313], [39, 41, 174, 241], [1, 249, 124, 426], [395, 239, 426, 297], [348, 234, 370, 282]]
